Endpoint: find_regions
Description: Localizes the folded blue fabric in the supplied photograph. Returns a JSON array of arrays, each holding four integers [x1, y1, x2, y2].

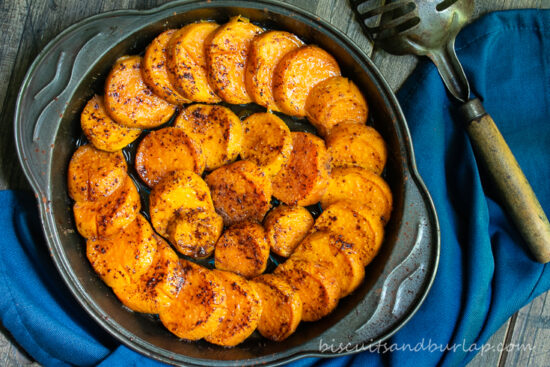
[[1, 9, 549, 367]]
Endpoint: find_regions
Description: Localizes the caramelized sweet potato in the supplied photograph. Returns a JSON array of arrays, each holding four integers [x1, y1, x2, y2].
[[167, 22, 221, 103], [206, 16, 263, 104], [293, 231, 365, 297], [149, 170, 215, 237], [112, 238, 184, 314], [274, 257, 339, 322], [73, 176, 140, 239], [241, 112, 292, 177], [305, 76, 368, 136], [251, 274, 302, 341], [272, 132, 330, 206], [263, 205, 314, 257], [104, 55, 176, 128], [142, 29, 190, 105], [86, 214, 157, 288], [214, 221, 270, 278], [321, 167, 393, 223], [326, 122, 387, 175], [160, 260, 227, 340], [174, 104, 242, 171], [167, 207, 223, 259], [80, 95, 142, 152], [67, 144, 127, 202], [272, 45, 341, 117], [135, 127, 205, 187], [245, 31, 303, 111], [206, 160, 272, 226], [205, 270, 262, 346]]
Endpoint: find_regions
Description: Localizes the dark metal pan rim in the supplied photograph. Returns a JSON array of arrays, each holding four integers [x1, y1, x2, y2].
[[14, 0, 440, 366]]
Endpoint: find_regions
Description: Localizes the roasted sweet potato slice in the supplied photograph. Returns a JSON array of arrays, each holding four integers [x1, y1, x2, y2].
[[251, 274, 302, 341], [272, 132, 330, 206], [135, 127, 205, 187], [67, 144, 127, 202], [264, 205, 314, 257], [104, 55, 176, 128], [214, 221, 270, 278], [149, 170, 215, 237], [241, 112, 292, 177], [80, 95, 142, 152], [160, 260, 227, 340], [167, 22, 221, 103], [293, 231, 365, 297], [305, 76, 368, 136], [174, 104, 242, 171], [87, 214, 157, 288], [205, 270, 262, 346], [206, 16, 263, 104], [73, 176, 140, 239], [142, 29, 190, 105], [326, 122, 387, 175], [321, 167, 393, 223], [167, 207, 223, 259], [245, 31, 303, 111], [274, 257, 339, 322], [112, 238, 184, 314], [206, 160, 272, 226], [272, 45, 340, 117]]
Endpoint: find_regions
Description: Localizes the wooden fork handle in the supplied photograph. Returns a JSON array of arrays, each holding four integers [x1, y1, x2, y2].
[[462, 98, 550, 263]]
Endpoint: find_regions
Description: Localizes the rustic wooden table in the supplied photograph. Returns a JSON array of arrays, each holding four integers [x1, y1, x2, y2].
[[0, 0, 548, 366]]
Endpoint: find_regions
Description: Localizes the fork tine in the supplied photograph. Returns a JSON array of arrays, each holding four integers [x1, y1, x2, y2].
[[367, 10, 419, 36]]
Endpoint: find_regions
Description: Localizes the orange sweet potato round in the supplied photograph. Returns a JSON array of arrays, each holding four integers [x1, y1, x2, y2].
[[104, 55, 176, 128], [263, 205, 314, 257], [135, 127, 205, 187], [305, 76, 368, 136], [272, 132, 330, 206], [167, 22, 221, 103], [245, 31, 303, 111], [272, 45, 341, 117]]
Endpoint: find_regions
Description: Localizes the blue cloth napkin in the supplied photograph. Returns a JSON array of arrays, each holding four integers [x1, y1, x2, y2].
[[1, 9, 549, 367]]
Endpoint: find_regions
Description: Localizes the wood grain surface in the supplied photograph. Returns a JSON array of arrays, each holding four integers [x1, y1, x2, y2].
[[0, 0, 548, 366]]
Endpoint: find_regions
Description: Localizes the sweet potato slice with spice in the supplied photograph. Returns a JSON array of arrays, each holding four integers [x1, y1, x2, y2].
[[326, 122, 387, 175], [104, 55, 176, 128], [174, 104, 242, 171], [272, 45, 341, 117], [86, 214, 157, 289], [206, 16, 263, 104], [67, 144, 127, 202], [206, 160, 272, 226], [245, 31, 304, 111], [274, 257, 339, 322], [112, 238, 184, 314], [321, 167, 393, 224], [160, 260, 227, 340], [80, 95, 142, 152], [305, 76, 368, 136], [272, 132, 330, 206], [149, 170, 215, 238], [251, 274, 302, 341], [167, 22, 221, 103], [293, 231, 365, 297], [142, 29, 190, 105], [214, 221, 270, 278], [313, 200, 384, 266], [263, 205, 314, 257], [166, 207, 223, 259], [135, 127, 205, 187], [73, 176, 140, 239], [205, 270, 262, 346], [241, 112, 292, 177]]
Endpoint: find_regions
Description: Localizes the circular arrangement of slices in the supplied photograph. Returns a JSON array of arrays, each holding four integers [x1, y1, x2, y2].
[[68, 16, 392, 347]]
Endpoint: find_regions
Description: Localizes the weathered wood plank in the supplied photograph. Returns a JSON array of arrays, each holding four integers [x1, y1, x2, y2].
[[467, 320, 512, 367]]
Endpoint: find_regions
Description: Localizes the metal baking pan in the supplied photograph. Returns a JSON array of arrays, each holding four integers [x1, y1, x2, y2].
[[14, 0, 440, 365]]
